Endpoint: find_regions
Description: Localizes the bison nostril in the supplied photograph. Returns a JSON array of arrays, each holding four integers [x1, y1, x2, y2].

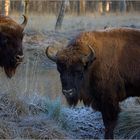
[[63, 89, 73, 93], [62, 89, 73, 96], [15, 55, 24, 61]]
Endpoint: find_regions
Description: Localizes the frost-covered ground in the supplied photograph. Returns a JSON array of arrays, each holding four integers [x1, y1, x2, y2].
[[0, 92, 140, 139], [0, 14, 140, 139], [62, 107, 104, 139]]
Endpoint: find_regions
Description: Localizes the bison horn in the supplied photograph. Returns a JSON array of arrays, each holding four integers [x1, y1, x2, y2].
[[21, 15, 28, 30], [82, 45, 96, 66], [46, 46, 57, 62]]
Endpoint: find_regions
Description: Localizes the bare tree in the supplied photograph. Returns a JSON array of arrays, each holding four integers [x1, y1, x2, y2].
[[55, 0, 69, 31], [77, 0, 86, 15], [23, 0, 29, 17], [2, 0, 10, 16], [102, 0, 107, 15], [119, 0, 126, 13]]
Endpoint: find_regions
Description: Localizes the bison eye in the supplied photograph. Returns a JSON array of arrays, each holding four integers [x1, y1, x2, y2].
[[75, 66, 84, 72], [75, 71, 83, 79], [0, 37, 7, 43], [74, 68, 83, 76], [0, 38, 8, 48]]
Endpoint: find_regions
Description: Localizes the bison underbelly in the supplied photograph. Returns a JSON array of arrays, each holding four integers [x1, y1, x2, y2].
[[125, 81, 140, 97]]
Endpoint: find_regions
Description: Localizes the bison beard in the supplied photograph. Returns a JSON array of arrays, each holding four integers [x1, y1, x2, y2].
[[4, 67, 16, 78], [4, 61, 20, 78], [1, 55, 21, 78], [65, 93, 79, 106], [46, 28, 140, 139]]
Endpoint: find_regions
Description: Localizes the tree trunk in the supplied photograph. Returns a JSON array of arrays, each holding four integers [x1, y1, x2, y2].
[[77, 0, 85, 15], [55, 0, 69, 31], [119, 0, 126, 13], [2, 0, 5, 15], [24, 0, 29, 17], [102, 0, 107, 15], [2, 0, 10, 16]]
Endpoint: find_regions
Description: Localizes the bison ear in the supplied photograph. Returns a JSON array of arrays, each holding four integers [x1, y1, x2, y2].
[[82, 45, 96, 67]]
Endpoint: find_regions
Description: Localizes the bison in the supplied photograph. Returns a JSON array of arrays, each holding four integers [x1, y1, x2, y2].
[[46, 28, 140, 139], [0, 15, 27, 78]]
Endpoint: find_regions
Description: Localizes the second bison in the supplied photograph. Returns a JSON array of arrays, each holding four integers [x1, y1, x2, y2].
[[46, 28, 140, 139], [0, 15, 27, 78]]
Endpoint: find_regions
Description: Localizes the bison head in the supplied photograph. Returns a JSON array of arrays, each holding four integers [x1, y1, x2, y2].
[[0, 15, 27, 78], [46, 45, 96, 106]]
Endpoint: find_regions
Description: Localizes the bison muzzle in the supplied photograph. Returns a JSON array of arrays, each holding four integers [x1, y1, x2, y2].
[[46, 28, 140, 139], [0, 15, 27, 78]]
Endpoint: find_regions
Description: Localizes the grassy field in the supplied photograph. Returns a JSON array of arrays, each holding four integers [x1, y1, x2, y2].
[[11, 12, 140, 32]]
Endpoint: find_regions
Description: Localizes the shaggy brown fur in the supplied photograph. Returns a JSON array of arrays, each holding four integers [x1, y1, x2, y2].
[[0, 15, 27, 78], [46, 28, 140, 139]]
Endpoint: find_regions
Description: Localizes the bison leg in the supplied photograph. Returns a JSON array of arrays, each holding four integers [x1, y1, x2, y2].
[[101, 102, 120, 139], [103, 119, 117, 139]]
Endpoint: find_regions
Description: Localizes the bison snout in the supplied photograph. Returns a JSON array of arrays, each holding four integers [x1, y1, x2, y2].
[[15, 55, 24, 63], [62, 89, 74, 97]]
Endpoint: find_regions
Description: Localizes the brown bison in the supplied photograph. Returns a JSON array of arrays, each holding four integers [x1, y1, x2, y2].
[[0, 15, 27, 78], [46, 28, 140, 139]]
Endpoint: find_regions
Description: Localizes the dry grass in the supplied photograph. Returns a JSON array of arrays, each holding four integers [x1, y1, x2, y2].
[[0, 93, 67, 139], [115, 105, 140, 139], [0, 90, 140, 139]]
